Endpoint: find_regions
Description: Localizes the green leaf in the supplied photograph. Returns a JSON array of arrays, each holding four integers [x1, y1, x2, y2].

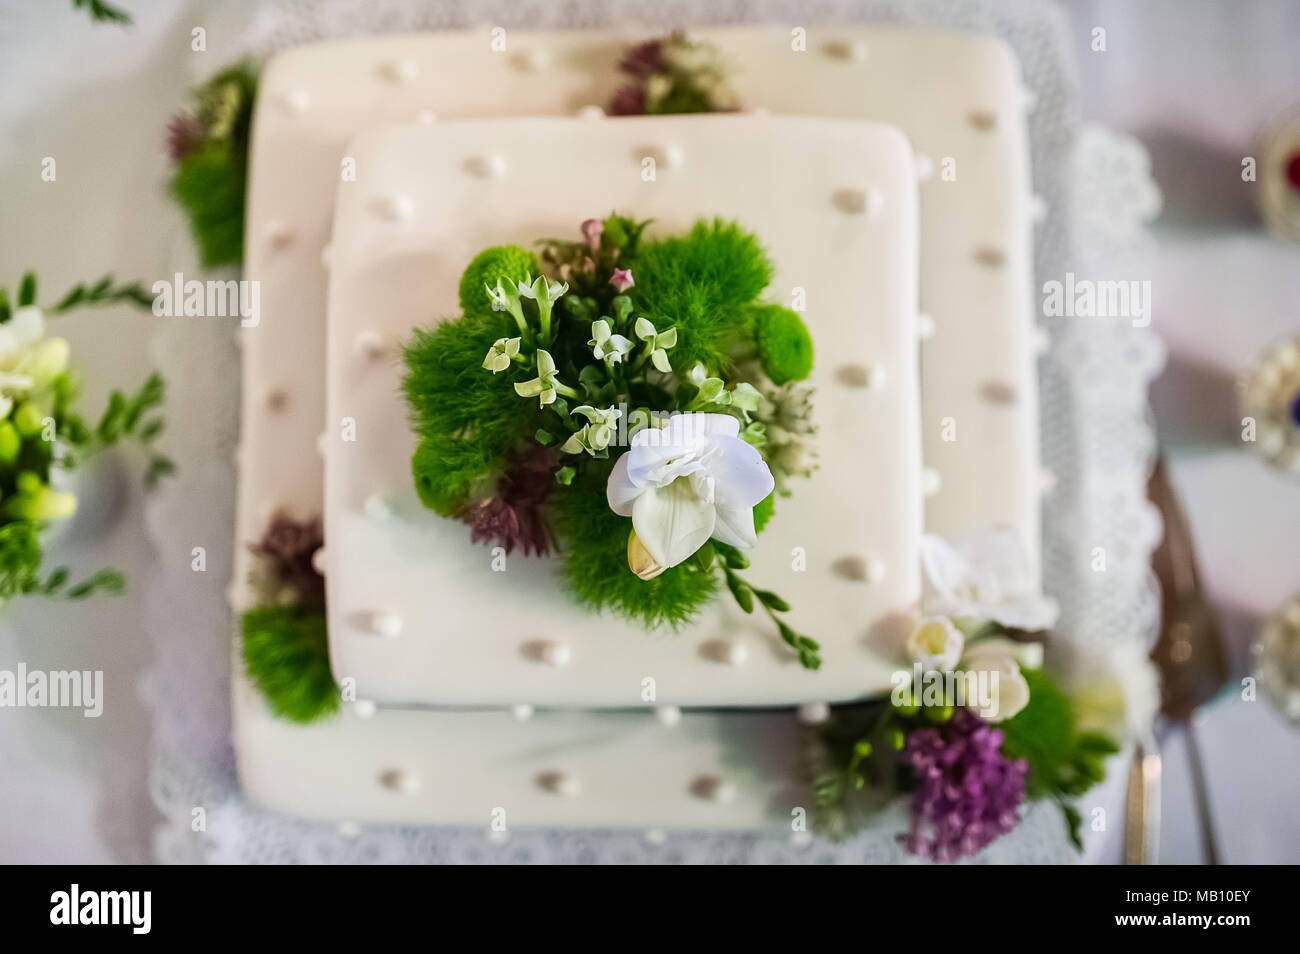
[[42, 567, 69, 594], [50, 275, 154, 314], [17, 273, 36, 307], [73, 0, 133, 25], [534, 428, 554, 446], [555, 465, 575, 486]]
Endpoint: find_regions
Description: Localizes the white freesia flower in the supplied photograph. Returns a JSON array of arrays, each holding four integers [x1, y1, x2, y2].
[[920, 527, 1058, 631], [906, 615, 965, 672], [606, 412, 774, 574], [0, 307, 68, 396], [960, 636, 1040, 722]]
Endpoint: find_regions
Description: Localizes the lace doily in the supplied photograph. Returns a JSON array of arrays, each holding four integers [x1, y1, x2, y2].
[[144, 0, 1164, 864]]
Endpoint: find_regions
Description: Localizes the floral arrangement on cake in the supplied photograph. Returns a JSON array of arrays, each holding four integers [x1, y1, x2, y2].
[[806, 528, 1128, 859], [403, 215, 822, 668], [240, 513, 339, 723], [608, 31, 740, 116], [0, 272, 171, 604], [167, 62, 258, 268]]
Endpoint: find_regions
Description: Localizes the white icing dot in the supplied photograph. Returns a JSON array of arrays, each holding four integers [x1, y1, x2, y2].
[[576, 104, 605, 120], [1033, 325, 1051, 355], [380, 58, 419, 83], [1039, 469, 1058, 494], [864, 557, 887, 583], [536, 770, 581, 797], [917, 313, 936, 340], [378, 194, 416, 221], [280, 88, 311, 112], [662, 144, 685, 168], [832, 189, 867, 214], [466, 155, 508, 178], [379, 768, 419, 794], [655, 705, 682, 727], [824, 39, 868, 61], [311, 546, 327, 576], [511, 703, 535, 721], [922, 467, 942, 497], [370, 611, 403, 639], [1020, 86, 1039, 113], [363, 494, 392, 520], [266, 223, 294, 249], [529, 640, 570, 667], [644, 828, 667, 846], [516, 48, 551, 71], [914, 154, 935, 181], [353, 699, 377, 720], [797, 702, 830, 726], [980, 380, 1019, 405], [413, 109, 438, 124], [338, 821, 361, 838], [1029, 194, 1048, 223], [689, 775, 736, 803], [703, 639, 749, 666], [354, 331, 387, 359]]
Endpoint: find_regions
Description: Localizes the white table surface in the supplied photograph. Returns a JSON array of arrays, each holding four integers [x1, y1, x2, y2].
[[0, 0, 1297, 864]]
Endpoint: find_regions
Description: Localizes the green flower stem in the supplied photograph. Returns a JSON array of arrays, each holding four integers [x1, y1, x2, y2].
[[553, 380, 581, 401]]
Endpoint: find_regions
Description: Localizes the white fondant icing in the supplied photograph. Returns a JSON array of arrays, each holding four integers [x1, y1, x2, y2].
[[511, 703, 535, 721]]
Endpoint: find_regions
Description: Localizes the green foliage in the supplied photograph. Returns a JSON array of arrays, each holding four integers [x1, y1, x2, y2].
[[753, 492, 775, 533], [50, 274, 154, 314], [1000, 668, 1121, 850], [0, 523, 125, 602], [806, 696, 907, 840], [72, 0, 132, 24], [752, 304, 814, 384], [629, 219, 773, 371], [59, 372, 173, 487], [170, 62, 259, 269], [403, 312, 532, 514], [242, 606, 339, 723], [552, 463, 717, 630], [172, 144, 247, 268], [458, 246, 540, 319]]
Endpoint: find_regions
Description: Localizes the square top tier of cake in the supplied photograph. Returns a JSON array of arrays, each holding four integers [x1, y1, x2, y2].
[[322, 115, 921, 707]]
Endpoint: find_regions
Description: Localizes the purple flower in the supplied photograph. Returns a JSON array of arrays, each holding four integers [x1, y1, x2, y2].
[[619, 39, 663, 79], [461, 447, 558, 556], [608, 84, 647, 116], [900, 708, 1027, 861], [609, 267, 634, 292], [580, 218, 603, 252], [166, 113, 200, 163]]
